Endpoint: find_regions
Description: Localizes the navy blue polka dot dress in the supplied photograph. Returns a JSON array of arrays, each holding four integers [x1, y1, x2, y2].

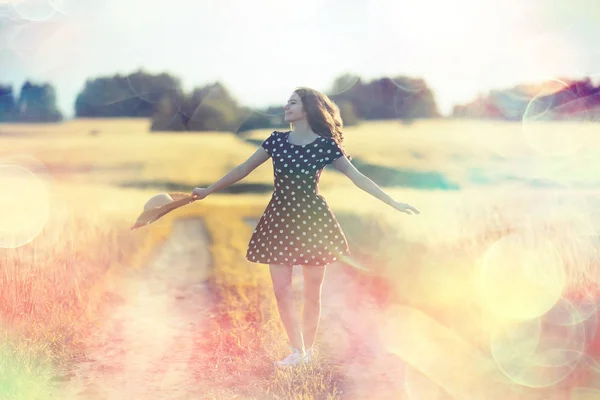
[[246, 130, 351, 266]]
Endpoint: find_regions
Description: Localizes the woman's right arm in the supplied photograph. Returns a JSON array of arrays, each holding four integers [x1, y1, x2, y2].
[[192, 147, 270, 199]]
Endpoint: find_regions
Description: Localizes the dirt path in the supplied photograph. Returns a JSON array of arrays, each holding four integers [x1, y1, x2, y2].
[[55, 215, 536, 399], [60, 217, 214, 400]]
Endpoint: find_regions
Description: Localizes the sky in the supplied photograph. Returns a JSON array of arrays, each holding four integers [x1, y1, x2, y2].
[[1, 0, 599, 118]]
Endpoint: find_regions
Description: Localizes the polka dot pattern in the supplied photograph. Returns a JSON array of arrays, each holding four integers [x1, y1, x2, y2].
[[246, 130, 350, 266]]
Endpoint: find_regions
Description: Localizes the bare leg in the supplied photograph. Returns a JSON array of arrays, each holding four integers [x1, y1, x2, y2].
[[302, 265, 327, 350], [269, 264, 305, 352]]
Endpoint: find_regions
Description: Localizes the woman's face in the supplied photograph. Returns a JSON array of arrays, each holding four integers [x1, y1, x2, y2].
[[283, 92, 306, 123]]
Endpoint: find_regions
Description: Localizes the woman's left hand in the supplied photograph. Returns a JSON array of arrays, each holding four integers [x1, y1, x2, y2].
[[391, 200, 420, 215]]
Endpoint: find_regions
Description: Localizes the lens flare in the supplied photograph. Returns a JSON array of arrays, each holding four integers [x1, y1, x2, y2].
[[545, 293, 600, 329], [477, 232, 566, 321], [490, 315, 585, 388], [0, 164, 50, 248], [47, 0, 87, 16], [328, 73, 360, 96], [491, 319, 542, 368], [390, 77, 428, 94], [11, 0, 56, 21], [338, 253, 369, 271], [522, 79, 592, 157], [382, 304, 510, 398], [126, 73, 181, 105]]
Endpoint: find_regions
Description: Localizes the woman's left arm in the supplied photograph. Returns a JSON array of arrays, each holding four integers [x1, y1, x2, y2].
[[331, 157, 420, 215]]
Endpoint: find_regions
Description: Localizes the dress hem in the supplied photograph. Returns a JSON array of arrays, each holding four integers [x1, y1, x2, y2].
[[245, 250, 351, 267]]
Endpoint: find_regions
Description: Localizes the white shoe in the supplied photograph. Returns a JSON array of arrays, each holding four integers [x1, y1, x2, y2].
[[274, 348, 308, 368]]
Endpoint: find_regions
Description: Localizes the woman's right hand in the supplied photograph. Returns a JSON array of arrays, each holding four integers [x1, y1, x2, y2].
[[191, 187, 210, 201]]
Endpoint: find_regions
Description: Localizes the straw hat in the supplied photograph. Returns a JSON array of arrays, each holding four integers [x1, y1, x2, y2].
[[145, 193, 174, 209], [131, 191, 197, 230]]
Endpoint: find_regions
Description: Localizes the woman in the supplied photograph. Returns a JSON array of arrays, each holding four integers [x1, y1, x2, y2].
[[191, 87, 420, 367]]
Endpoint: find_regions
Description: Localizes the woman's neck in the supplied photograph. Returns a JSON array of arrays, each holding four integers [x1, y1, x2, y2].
[[291, 120, 316, 137]]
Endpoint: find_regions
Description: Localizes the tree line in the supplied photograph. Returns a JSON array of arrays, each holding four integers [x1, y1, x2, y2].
[[452, 77, 600, 121], [0, 82, 62, 122], [1, 70, 598, 129]]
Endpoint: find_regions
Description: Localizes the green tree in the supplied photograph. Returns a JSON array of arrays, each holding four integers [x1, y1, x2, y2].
[[17, 81, 62, 122]]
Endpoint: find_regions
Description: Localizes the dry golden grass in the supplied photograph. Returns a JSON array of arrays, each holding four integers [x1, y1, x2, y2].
[[0, 133, 273, 188], [0, 118, 152, 137], [0, 182, 159, 398], [4, 118, 599, 192], [245, 119, 600, 188], [183, 183, 600, 399], [2, 118, 600, 398]]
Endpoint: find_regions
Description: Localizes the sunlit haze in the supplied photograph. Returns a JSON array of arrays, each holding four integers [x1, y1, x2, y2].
[[1, 0, 599, 117]]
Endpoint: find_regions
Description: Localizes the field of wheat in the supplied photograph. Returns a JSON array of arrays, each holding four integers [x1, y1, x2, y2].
[[1, 118, 600, 399]]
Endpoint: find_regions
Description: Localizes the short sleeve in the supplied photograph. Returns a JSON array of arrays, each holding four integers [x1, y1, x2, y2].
[[327, 139, 345, 164], [260, 131, 278, 157]]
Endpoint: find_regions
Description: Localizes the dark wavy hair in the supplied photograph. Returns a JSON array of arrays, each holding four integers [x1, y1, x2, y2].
[[290, 86, 351, 160]]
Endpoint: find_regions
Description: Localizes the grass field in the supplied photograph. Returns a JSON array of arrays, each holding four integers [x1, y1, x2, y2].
[[2, 118, 600, 399]]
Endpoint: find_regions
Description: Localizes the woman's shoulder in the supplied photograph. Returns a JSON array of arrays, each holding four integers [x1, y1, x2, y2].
[[267, 130, 290, 141]]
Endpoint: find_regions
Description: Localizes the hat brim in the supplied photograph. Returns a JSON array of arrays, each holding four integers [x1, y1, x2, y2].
[[131, 192, 197, 230]]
